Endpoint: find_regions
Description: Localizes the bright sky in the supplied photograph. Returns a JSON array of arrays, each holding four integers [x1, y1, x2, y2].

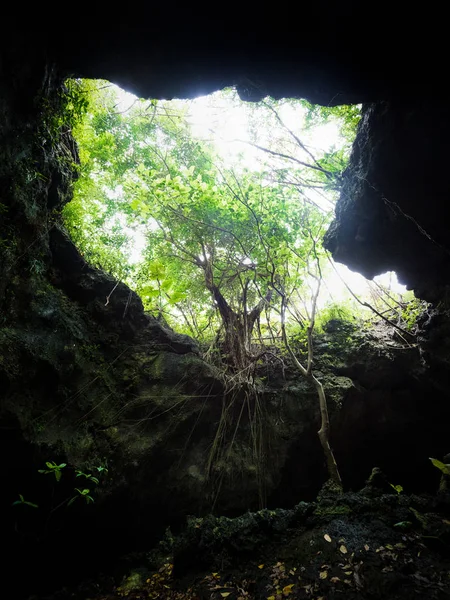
[[186, 93, 341, 170], [112, 84, 408, 305]]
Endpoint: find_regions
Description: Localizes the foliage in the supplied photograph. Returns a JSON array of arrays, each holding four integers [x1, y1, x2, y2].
[[75, 469, 99, 484], [399, 295, 427, 331], [64, 80, 360, 355], [35, 460, 106, 509], [12, 494, 38, 509], [314, 302, 356, 334], [38, 461, 67, 482], [43, 79, 89, 138], [429, 457, 450, 476], [389, 483, 404, 495], [68, 487, 94, 506], [301, 101, 361, 141]]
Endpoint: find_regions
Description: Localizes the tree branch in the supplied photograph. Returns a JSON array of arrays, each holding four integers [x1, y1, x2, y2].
[[326, 254, 415, 340]]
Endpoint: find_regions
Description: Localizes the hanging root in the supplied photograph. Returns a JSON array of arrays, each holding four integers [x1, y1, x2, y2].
[[206, 372, 268, 511]]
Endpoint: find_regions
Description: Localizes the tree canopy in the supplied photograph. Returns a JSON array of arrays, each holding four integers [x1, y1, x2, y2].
[[64, 81, 359, 349]]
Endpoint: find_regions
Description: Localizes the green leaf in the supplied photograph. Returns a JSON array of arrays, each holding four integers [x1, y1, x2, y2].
[[148, 260, 166, 280], [168, 290, 187, 304], [394, 521, 412, 529], [55, 470, 62, 482], [160, 278, 173, 292], [429, 457, 450, 476], [389, 483, 403, 494]]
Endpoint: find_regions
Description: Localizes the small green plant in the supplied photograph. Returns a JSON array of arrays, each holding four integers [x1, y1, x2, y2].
[[12, 494, 38, 508], [95, 464, 108, 475], [400, 296, 427, 332], [429, 457, 450, 475], [389, 483, 403, 494], [75, 469, 99, 484], [38, 461, 67, 482], [68, 488, 94, 506]]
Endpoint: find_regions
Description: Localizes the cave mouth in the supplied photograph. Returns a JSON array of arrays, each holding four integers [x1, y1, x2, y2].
[[63, 79, 418, 343]]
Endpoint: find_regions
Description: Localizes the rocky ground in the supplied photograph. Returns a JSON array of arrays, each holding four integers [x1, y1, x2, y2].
[[31, 474, 450, 600]]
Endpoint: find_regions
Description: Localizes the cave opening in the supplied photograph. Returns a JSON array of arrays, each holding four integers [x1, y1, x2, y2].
[[64, 79, 419, 348]]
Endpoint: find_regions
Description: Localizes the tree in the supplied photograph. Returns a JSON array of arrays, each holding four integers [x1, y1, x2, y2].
[[64, 80, 362, 491], [229, 184, 342, 487]]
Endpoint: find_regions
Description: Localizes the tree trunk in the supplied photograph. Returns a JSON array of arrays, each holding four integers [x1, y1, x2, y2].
[[202, 256, 271, 371], [311, 373, 342, 488], [280, 291, 342, 488]]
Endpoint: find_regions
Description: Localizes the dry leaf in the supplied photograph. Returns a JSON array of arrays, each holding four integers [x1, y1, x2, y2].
[[319, 571, 328, 579], [339, 545, 348, 554], [364, 544, 369, 551], [258, 564, 265, 569], [331, 577, 341, 583], [443, 519, 450, 525], [324, 534, 332, 543], [282, 584, 294, 595]]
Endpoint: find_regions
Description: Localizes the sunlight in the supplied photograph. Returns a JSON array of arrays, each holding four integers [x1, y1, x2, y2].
[[71, 79, 415, 328], [322, 263, 408, 311], [374, 271, 407, 294], [112, 85, 138, 112], [186, 91, 342, 172]]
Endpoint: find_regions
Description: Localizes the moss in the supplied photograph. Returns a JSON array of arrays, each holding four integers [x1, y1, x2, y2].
[[117, 571, 146, 596]]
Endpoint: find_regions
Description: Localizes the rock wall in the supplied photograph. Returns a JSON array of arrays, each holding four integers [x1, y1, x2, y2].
[[324, 102, 450, 302]]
